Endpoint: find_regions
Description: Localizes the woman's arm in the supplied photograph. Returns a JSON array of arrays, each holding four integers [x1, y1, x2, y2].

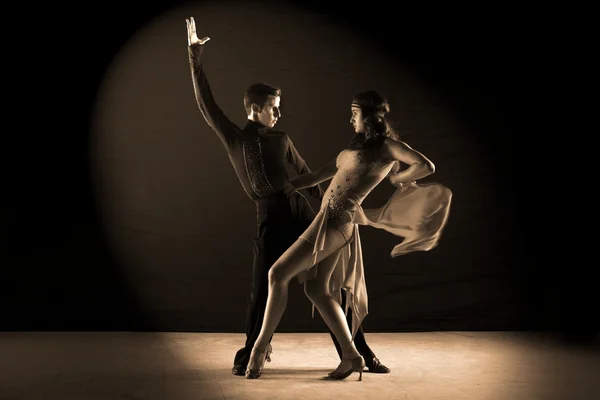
[[385, 138, 435, 186], [290, 159, 337, 190]]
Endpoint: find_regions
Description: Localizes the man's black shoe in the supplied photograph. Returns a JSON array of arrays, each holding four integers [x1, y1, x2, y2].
[[367, 358, 390, 373], [232, 365, 246, 376]]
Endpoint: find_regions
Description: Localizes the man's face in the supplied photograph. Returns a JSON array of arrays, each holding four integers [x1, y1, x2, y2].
[[350, 105, 364, 133], [255, 95, 281, 128]]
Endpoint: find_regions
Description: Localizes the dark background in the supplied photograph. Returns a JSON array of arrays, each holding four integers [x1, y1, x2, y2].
[[4, 1, 594, 338]]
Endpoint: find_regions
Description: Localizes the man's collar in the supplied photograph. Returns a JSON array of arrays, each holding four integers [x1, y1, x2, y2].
[[245, 119, 269, 133]]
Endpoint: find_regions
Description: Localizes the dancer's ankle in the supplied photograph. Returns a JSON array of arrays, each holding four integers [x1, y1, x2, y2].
[[343, 346, 361, 359], [254, 342, 268, 352]]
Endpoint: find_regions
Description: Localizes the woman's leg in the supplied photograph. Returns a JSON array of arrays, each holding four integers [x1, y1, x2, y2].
[[304, 243, 361, 360], [253, 230, 349, 353]]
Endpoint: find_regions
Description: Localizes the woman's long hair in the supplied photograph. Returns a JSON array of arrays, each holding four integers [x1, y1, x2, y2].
[[349, 90, 400, 160]]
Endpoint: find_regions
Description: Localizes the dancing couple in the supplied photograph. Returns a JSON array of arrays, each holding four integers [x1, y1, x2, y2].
[[185, 16, 452, 381]]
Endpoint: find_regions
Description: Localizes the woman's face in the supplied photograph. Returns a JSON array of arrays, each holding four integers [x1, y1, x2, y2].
[[350, 105, 364, 133]]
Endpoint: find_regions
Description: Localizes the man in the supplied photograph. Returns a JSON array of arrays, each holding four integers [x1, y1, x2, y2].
[[185, 16, 389, 375]]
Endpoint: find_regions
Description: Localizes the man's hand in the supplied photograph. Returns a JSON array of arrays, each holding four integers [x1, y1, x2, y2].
[[186, 17, 210, 47], [309, 185, 324, 201], [283, 182, 297, 196]]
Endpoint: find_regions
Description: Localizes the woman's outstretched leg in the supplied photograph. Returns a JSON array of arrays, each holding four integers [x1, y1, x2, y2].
[[248, 231, 348, 378], [303, 242, 361, 361], [303, 232, 366, 380]]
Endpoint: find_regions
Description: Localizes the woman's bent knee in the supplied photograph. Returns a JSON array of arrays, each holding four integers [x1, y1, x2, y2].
[[268, 262, 291, 286]]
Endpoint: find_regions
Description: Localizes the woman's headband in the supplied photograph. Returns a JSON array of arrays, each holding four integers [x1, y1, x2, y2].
[[352, 100, 388, 115]]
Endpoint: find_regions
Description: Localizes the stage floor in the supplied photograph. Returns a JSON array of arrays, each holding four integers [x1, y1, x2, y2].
[[1, 331, 598, 400]]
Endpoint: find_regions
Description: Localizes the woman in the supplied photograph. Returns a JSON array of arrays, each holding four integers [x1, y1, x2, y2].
[[246, 90, 452, 380]]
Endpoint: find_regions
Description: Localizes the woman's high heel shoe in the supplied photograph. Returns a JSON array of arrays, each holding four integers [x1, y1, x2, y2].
[[327, 355, 366, 381], [245, 344, 273, 379]]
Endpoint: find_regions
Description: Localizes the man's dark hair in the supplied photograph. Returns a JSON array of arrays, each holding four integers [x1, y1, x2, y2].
[[244, 83, 281, 114]]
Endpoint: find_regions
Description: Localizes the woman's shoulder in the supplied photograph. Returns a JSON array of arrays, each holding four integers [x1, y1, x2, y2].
[[381, 136, 401, 152], [383, 136, 406, 146], [380, 136, 408, 162], [383, 136, 414, 153]]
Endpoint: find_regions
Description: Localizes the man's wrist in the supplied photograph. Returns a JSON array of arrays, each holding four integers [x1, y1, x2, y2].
[[188, 43, 204, 55]]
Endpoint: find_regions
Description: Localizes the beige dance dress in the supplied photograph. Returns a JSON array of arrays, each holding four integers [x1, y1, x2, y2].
[[296, 147, 452, 338]]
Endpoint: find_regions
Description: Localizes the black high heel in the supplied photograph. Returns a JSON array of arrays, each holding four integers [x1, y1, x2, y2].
[[245, 344, 273, 379], [327, 355, 366, 381]]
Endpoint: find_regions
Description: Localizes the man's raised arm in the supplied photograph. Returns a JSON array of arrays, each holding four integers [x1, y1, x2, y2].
[[186, 17, 238, 148]]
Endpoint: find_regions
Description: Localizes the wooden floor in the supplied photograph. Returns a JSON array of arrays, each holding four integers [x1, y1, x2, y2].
[[1, 331, 598, 400]]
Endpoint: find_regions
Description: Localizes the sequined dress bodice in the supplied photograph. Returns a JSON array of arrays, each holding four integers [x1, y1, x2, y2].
[[321, 149, 394, 221]]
